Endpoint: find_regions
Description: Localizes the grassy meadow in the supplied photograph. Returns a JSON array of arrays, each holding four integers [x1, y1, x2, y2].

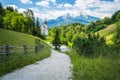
[[0, 29, 51, 76], [0, 29, 36, 46]]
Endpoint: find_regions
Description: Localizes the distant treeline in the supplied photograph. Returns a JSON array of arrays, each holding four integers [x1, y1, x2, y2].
[[0, 2, 44, 38]]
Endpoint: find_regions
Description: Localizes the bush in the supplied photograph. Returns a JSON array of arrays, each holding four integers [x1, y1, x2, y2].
[[73, 33, 106, 57]]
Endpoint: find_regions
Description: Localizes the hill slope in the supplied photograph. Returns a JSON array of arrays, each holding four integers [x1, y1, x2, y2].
[[97, 24, 117, 44], [98, 24, 117, 37], [0, 29, 37, 46]]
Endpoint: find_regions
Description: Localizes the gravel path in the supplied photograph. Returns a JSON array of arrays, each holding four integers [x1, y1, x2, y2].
[[0, 49, 72, 80]]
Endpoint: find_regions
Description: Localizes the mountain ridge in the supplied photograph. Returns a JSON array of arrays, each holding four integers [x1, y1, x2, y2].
[[45, 13, 100, 28]]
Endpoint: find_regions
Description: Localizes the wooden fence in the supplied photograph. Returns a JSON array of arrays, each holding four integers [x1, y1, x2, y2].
[[0, 44, 44, 55]]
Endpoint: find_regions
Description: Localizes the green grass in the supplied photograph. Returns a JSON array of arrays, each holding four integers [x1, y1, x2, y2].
[[0, 29, 36, 46], [0, 29, 51, 76], [98, 24, 117, 37], [96, 24, 117, 45], [66, 50, 120, 80]]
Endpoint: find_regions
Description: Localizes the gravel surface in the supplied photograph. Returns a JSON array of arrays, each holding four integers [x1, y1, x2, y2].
[[0, 49, 73, 80]]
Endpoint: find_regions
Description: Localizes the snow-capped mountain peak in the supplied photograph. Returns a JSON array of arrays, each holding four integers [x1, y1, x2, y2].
[[46, 12, 100, 28]]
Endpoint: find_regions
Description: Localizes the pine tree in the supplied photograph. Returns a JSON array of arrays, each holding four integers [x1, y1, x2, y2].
[[52, 28, 61, 50]]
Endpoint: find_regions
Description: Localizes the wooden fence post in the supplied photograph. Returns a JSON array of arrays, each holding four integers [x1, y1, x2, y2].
[[0, 45, 4, 53], [1, 45, 3, 53], [23, 45, 27, 53], [6, 45, 10, 55], [35, 46, 38, 53]]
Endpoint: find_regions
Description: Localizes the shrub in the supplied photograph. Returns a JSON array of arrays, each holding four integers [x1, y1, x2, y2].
[[73, 33, 106, 57]]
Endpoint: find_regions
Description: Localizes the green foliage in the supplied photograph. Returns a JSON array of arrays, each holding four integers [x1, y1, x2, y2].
[[0, 2, 5, 16], [0, 2, 4, 28], [102, 17, 111, 25], [49, 23, 85, 45], [52, 28, 61, 50], [73, 35, 91, 55], [113, 22, 120, 47], [73, 33, 106, 57], [35, 17, 39, 27], [0, 15, 3, 28], [0, 2, 3, 15], [87, 16, 112, 33], [87, 20, 108, 33], [0, 2, 42, 38], [111, 10, 120, 23], [6, 6, 14, 12]]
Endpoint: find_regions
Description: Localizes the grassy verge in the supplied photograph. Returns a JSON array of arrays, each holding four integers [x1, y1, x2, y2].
[[0, 44, 51, 76], [66, 50, 120, 80]]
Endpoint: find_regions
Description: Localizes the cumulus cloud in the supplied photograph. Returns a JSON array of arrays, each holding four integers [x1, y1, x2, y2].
[[29, 7, 39, 12], [33, 9, 81, 20], [35, 1, 49, 7], [57, 4, 63, 8], [33, 0, 120, 20], [20, 0, 32, 4], [35, 0, 56, 7], [64, 3, 72, 8], [73, 0, 120, 18], [46, 0, 56, 3], [18, 8, 26, 13]]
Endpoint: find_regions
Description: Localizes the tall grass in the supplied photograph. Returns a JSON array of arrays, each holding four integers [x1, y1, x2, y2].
[[66, 48, 120, 80]]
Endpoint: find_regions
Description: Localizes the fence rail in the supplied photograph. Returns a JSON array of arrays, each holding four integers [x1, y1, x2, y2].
[[0, 44, 44, 55]]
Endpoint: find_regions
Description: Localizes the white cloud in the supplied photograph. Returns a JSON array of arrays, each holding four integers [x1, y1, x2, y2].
[[29, 7, 39, 12], [46, 0, 56, 3], [35, 1, 49, 7], [20, 0, 32, 4], [57, 4, 63, 8], [64, 3, 72, 8], [73, 0, 120, 18], [33, 0, 120, 20], [6, 4, 18, 9], [33, 9, 81, 20], [18, 8, 26, 13], [35, 0, 56, 7]]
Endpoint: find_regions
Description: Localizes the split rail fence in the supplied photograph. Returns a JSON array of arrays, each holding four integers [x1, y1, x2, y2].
[[0, 44, 44, 55]]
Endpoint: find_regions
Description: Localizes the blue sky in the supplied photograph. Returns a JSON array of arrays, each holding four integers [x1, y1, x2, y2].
[[0, 0, 120, 20]]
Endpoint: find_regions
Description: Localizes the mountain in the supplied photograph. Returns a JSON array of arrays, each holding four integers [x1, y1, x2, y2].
[[47, 13, 100, 28]]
